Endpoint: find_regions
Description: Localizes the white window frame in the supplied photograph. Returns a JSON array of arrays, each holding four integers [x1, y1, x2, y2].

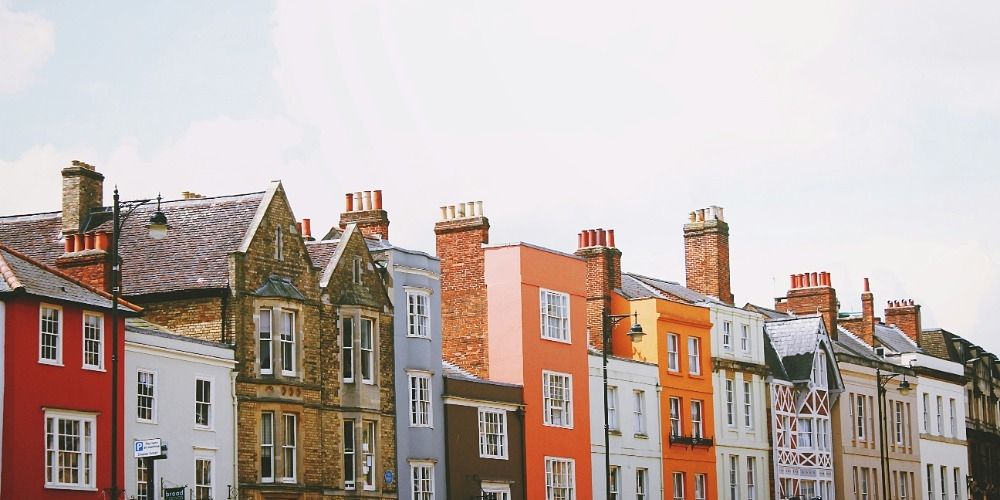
[[194, 454, 214, 500], [688, 336, 701, 375], [82, 311, 104, 370], [259, 308, 273, 375], [798, 417, 814, 449], [941, 465, 948, 500], [360, 317, 375, 384], [669, 397, 682, 437], [953, 468, 961, 500], [673, 472, 685, 500], [408, 372, 433, 427], [411, 461, 435, 500], [895, 401, 904, 444], [695, 473, 707, 500], [636, 468, 648, 500], [607, 385, 619, 431], [634, 389, 647, 435], [282, 414, 297, 482], [667, 333, 680, 372], [543, 371, 573, 428], [136, 457, 150, 500], [482, 482, 512, 500], [722, 320, 732, 349], [39, 303, 63, 365], [44, 409, 97, 490], [136, 369, 157, 423], [747, 456, 756, 500], [261, 411, 275, 483], [478, 407, 508, 459], [923, 393, 931, 432], [406, 290, 431, 339], [362, 420, 376, 491], [342, 316, 354, 383], [194, 377, 213, 429], [740, 323, 750, 352], [927, 464, 935, 500], [949, 398, 958, 437], [729, 455, 739, 500], [743, 381, 753, 428], [279, 309, 296, 377], [544, 457, 575, 500], [343, 419, 355, 490], [856, 394, 867, 440], [691, 400, 704, 438], [726, 378, 736, 427], [610, 465, 621, 500], [540, 289, 570, 343], [937, 396, 944, 435]]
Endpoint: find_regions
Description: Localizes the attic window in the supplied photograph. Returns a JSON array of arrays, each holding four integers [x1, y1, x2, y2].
[[874, 347, 886, 358], [275, 227, 284, 261], [352, 257, 362, 284]]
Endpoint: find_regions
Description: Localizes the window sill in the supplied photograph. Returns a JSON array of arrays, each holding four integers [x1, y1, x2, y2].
[[634, 433, 649, 439], [540, 336, 572, 345], [406, 335, 432, 341], [38, 360, 64, 367], [543, 422, 574, 430], [137, 418, 157, 425], [82, 366, 106, 372], [480, 454, 509, 461], [609, 429, 622, 436], [193, 425, 214, 432], [45, 484, 97, 491]]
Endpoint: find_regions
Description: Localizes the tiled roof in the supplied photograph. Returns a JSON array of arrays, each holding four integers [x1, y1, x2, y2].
[[442, 360, 477, 380], [0, 192, 265, 296], [920, 329, 961, 362], [306, 240, 339, 270], [764, 316, 824, 381], [874, 324, 923, 354], [0, 244, 140, 311], [763, 331, 789, 380]]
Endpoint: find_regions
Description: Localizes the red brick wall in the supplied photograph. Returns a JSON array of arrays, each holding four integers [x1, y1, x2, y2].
[[55, 251, 111, 292], [435, 217, 490, 378], [575, 246, 621, 349], [885, 302, 921, 343], [781, 286, 839, 339], [339, 209, 390, 240], [683, 219, 734, 304]]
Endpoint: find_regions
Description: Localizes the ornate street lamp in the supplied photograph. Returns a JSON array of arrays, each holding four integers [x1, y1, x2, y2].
[[602, 310, 644, 500], [108, 189, 168, 499], [876, 361, 913, 500]]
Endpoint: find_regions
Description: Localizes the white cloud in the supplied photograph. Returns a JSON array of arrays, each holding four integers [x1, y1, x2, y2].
[[0, 1, 54, 93]]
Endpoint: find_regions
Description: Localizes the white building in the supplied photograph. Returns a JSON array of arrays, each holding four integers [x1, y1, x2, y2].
[[125, 318, 237, 500], [887, 332, 970, 500], [589, 351, 663, 500]]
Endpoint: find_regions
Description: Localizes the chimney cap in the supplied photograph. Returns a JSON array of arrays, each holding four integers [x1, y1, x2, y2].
[[70, 160, 96, 170]]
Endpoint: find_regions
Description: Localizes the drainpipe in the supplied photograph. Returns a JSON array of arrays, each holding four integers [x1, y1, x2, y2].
[[657, 383, 664, 500], [231, 369, 238, 493], [518, 406, 527, 500]]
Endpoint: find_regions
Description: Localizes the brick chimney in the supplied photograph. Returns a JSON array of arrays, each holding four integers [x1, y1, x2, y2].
[[839, 277, 876, 346], [55, 230, 114, 292], [884, 299, 922, 344], [339, 190, 390, 240], [435, 201, 490, 378], [574, 228, 622, 349], [775, 271, 839, 340], [61, 160, 105, 235], [683, 206, 734, 304]]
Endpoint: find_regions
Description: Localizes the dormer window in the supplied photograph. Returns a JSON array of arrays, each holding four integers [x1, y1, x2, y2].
[[811, 351, 828, 388], [874, 347, 886, 358]]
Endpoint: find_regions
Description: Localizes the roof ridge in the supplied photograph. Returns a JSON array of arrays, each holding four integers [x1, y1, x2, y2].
[[625, 271, 680, 286], [0, 243, 142, 312], [0, 249, 25, 291], [0, 210, 62, 222], [837, 325, 872, 349], [156, 190, 267, 206]]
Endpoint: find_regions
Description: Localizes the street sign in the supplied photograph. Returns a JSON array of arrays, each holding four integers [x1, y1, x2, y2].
[[133, 438, 162, 458], [163, 487, 185, 499]]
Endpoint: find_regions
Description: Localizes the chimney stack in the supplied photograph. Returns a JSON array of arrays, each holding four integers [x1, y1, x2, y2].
[[339, 190, 390, 240], [683, 205, 734, 304], [55, 230, 114, 291], [776, 270, 839, 340], [435, 200, 491, 378], [575, 227, 623, 349], [884, 299, 922, 344], [61, 160, 105, 235]]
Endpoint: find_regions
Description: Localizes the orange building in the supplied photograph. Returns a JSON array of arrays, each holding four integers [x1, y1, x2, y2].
[[617, 285, 717, 500], [436, 204, 593, 500], [574, 227, 718, 500]]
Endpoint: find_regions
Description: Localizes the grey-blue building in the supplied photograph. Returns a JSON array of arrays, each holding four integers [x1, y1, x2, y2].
[[369, 239, 447, 499]]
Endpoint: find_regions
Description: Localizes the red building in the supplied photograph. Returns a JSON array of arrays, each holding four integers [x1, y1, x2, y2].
[[0, 243, 139, 498]]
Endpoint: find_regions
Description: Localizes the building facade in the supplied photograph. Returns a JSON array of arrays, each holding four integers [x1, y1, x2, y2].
[[0, 243, 140, 499], [436, 203, 594, 500], [589, 352, 663, 500], [124, 318, 237, 500], [442, 362, 526, 500]]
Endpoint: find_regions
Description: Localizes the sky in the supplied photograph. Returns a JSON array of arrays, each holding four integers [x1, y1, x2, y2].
[[2, 1, 998, 354]]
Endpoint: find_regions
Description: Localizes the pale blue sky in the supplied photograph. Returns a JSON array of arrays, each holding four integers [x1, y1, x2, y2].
[[2, 1, 998, 354]]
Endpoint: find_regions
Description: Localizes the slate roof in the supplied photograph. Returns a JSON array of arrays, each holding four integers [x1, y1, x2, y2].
[[764, 316, 825, 382], [305, 240, 339, 271], [254, 275, 306, 301], [834, 327, 883, 361], [763, 331, 789, 380], [744, 302, 792, 320], [0, 244, 140, 311], [126, 317, 233, 350], [620, 273, 668, 300], [874, 324, 923, 354], [442, 361, 478, 380], [626, 273, 724, 304], [0, 192, 265, 296]]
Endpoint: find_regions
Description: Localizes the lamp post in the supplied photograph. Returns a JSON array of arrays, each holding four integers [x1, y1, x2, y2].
[[875, 365, 912, 500], [602, 310, 644, 500], [108, 188, 168, 499]]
